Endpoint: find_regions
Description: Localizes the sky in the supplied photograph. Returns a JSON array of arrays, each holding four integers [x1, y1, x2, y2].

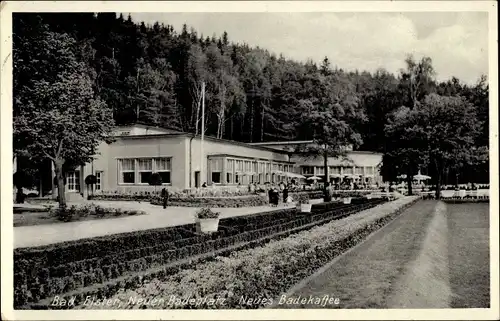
[[126, 12, 489, 85]]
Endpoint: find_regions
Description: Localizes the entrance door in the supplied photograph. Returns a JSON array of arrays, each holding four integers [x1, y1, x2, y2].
[[195, 171, 200, 188]]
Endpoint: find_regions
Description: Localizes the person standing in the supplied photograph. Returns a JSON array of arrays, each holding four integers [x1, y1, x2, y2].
[[161, 187, 169, 209], [283, 185, 289, 204]]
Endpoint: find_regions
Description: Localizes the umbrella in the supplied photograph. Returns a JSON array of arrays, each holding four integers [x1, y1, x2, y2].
[[414, 171, 431, 181], [286, 172, 306, 179], [307, 176, 321, 181]]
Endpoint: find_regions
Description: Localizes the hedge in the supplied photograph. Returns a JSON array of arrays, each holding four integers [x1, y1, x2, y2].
[[15, 199, 384, 309]]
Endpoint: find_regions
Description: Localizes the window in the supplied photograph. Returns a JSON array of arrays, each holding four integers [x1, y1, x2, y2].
[[253, 161, 258, 173], [365, 167, 374, 175], [155, 158, 171, 184], [119, 159, 135, 183], [138, 159, 153, 183], [118, 158, 172, 185], [302, 166, 314, 175], [344, 167, 354, 175], [266, 163, 271, 173], [67, 171, 80, 192], [236, 160, 243, 172], [95, 171, 103, 191], [226, 159, 234, 184], [316, 167, 325, 175], [329, 166, 341, 174], [245, 161, 251, 172], [355, 167, 363, 175], [279, 164, 283, 172]]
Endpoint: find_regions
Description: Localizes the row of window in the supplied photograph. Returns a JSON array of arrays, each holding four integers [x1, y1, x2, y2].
[[301, 166, 376, 176], [118, 158, 172, 184], [210, 158, 295, 184]]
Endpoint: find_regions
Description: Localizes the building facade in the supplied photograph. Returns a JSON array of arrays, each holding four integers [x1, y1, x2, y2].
[[25, 124, 383, 199]]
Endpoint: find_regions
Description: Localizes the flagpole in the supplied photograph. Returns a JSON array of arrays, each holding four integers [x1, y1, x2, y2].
[[200, 82, 205, 186]]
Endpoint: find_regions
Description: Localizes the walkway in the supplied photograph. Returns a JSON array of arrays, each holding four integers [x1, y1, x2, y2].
[[14, 201, 292, 249]]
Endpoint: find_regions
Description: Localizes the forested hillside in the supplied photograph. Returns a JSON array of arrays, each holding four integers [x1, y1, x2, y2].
[[13, 13, 489, 186], [13, 13, 488, 151]]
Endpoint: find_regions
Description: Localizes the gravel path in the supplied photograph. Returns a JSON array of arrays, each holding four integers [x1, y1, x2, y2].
[[13, 201, 294, 249], [281, 200, 437, 309]]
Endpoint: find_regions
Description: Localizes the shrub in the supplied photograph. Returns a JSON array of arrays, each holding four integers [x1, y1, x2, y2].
[[195, 208, 220, 219]]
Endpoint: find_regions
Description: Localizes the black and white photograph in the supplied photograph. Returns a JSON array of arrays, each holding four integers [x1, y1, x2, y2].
[[1, 1, 498, 320]]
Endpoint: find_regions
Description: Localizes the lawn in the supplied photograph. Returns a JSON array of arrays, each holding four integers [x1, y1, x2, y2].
[[447, 203, 490, 308]]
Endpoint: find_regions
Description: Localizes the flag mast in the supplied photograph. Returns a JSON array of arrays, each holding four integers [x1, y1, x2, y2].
[[200, 81, 205, 187]]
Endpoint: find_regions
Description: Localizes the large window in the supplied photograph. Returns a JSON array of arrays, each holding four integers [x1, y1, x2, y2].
[[355, 167, 363, 175], [118, 158, 171, 184], [209, 158, 223, 184], [119, 159, 135, 183], [67, 171, 80, 192], [365, 167, 374, 175]]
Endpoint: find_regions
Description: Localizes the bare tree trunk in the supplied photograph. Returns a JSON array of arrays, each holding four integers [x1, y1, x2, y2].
[[406, 166, 413, 196], [230, 117, 234, 140], [250, 96, 254, 143], [260, 100, 265, 142], [323, 150, 330, 201], [435, 161, 442, 200], [53, 158, 67, 209]]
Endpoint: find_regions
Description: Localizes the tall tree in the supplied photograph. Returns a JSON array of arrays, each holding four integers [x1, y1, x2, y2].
[[399, 55, 436, 108], [294, 63, 364, 200], [13, 29, 114, 208]]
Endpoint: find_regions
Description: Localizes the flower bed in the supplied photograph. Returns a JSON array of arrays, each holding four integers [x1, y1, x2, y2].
[[15, 199, 384, 309], [78, 197, 419, 309]]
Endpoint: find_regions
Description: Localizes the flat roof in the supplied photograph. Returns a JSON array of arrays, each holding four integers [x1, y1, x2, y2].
[[112, 132, 292, 154]]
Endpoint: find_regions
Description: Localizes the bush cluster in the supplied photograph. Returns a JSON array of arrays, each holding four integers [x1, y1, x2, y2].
[[49, 204, 144, 222]]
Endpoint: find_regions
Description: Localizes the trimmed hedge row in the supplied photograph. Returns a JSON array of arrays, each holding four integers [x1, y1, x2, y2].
[[15, 199, 383, 308]]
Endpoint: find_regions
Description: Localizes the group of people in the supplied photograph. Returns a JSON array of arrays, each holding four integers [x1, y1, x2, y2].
[[267, 184, 294, 207]]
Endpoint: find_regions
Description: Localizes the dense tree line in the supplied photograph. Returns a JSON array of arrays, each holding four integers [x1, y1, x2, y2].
[[13, 13, 490, 201]]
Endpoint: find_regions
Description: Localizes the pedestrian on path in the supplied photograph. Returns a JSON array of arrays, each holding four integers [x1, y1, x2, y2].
[[161, 187, 169, 209]]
